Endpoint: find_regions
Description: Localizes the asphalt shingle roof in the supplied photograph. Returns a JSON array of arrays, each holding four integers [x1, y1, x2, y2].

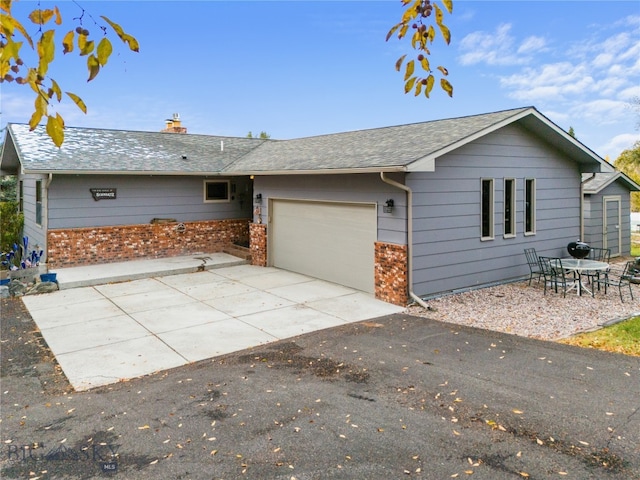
[[5, 124, 266, 174], [228, 108, 531, 172], [2, 107, 604, 175]]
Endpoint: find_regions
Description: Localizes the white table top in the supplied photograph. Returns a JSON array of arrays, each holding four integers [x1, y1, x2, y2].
[[561, 258, 609, 271]]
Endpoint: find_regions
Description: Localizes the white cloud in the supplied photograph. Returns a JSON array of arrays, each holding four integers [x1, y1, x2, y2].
[[458, 23, 530, 66], [600, 132, 640, 161], [517, 36, 546, 55]]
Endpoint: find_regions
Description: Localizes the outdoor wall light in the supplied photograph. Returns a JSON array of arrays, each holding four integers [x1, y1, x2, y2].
[[383, 198, 394, 213], [255, 193, 262, 204]]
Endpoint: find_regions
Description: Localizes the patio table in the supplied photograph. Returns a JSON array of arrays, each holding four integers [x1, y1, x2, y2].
[[561, 258, 609, 296]]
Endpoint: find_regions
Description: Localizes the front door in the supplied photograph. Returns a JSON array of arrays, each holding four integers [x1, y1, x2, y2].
[[603, 196, 621, 257]]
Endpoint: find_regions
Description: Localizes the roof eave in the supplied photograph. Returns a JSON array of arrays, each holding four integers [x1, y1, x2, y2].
[[229, 166, 408, 176]]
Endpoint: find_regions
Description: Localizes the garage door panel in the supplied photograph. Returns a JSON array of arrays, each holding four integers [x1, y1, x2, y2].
[[271, 200, 376, 293]]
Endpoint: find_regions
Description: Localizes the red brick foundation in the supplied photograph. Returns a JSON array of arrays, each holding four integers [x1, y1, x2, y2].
[[374, 242, 408, 306], [46, 219, 250, 268], [249, 223, 267, 267]]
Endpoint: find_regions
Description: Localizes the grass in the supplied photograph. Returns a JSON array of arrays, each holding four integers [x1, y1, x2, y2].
[[559, 316, 640, 357]]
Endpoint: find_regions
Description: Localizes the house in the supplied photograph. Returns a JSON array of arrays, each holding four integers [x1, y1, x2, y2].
[[582, 171, 640, 255], [1, 106, 628, 305]]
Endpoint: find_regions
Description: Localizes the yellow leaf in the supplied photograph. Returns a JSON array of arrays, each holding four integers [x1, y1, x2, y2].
[[28, 109, 43, 130], [0, 0, 11, 14], [401, 0, 419, 23], [439, 23, 451, 45], [420, 56, 431, 72], [54, 6, 62, 25], [50, 78, 61, 102], [0, 14, 33, 48], [66, 92, 87, 114], [512, 409, 524, 414], [87, 55, 100, 82], [28, 9, 55, 25], [62, 30, 74, 54], [440, 78, 453, 97], [435, 4, 444, 25], [36, 30, 55, 77], [386, 23, 401, 42], [46, 114, 64, 147], [404, 76, 416, 94], [398, 23, 409, 40], [519, 473, 529, 478], [80, 39, 95, 57], [138, 425, 150, 430], [426, 25, 436, 43], [424, 74, 434, 98], [395, 54, 407, 72], [442, 0, 453, 14], [404, 60, 415, 81], [414, 79, 423, 97], [101, 16, 140, 52]]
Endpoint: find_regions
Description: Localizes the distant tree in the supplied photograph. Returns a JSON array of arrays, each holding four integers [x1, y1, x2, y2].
[[246, 131, 271, 139], [614, 141, 640, 211], [568, 126, 576, 138], [0, 0, 139, 146], [387, 0, 453, 99]]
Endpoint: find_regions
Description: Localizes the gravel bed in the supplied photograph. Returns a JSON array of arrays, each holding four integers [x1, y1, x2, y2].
[[406, 271, 640, 341]]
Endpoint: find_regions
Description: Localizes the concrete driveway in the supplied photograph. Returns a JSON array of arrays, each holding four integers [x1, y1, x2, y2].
[[21, 255, 404, 391]]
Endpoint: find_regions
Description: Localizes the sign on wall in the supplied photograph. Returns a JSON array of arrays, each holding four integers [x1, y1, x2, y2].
[[90, 188, 117, 201]]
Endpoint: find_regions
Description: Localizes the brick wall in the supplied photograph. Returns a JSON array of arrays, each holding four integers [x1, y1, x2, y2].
[[374, 241, 408, 306], [249, 223, 267, 267], [47, 219, 250, 268]]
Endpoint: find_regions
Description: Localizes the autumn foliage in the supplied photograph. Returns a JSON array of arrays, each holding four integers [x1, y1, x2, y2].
[[387, 0, 453, 98], [0, 0, 139, 146]]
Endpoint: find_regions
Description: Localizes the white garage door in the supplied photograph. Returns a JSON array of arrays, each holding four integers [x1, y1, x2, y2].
[[270, 199, 376, 293]]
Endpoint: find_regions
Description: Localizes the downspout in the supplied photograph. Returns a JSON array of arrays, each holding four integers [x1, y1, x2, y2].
[[380, 172, 430, 310]]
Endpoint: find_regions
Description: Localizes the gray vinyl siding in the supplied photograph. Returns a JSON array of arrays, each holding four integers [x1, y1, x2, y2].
[[583, 181, 632, 255], [253, 173, 408, 245], [17, 173, 48, 259], [409, 124, 583, 297], [46, 175, 254, 229]]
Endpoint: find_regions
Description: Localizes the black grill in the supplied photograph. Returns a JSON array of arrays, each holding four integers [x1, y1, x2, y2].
[[567, 241, 590, 259]]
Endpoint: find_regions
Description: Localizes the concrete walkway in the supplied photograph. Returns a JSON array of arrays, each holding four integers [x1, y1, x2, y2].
[[22, 253, 404, 391]]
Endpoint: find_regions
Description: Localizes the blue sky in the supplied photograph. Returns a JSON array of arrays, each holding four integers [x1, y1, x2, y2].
[[2, 1, 639, 160]]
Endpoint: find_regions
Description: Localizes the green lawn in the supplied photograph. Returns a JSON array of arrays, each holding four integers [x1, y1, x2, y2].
[[559, 316, 640, 357]]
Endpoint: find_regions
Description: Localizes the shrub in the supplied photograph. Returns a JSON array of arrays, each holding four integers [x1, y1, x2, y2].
[[0, 201, 24, 256]]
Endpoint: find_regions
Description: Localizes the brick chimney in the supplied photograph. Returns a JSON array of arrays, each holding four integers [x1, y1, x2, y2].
[[162, 113, 187, 133]]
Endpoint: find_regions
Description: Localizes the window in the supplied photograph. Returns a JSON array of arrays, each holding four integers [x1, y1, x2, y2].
[[18, 180, 23, 212], [204, 180, 230, 203], [481, 178, 494, 240], [525, 178, 536, 234], [35, 180, 42, 226], [504, 178, 516, 237]]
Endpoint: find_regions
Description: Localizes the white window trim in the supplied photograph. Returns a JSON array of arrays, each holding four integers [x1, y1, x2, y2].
[[504, 178, 516, 238], [481, 178, 495, 241], [524, 178, 536, 236], [203, 179, 231, 203]]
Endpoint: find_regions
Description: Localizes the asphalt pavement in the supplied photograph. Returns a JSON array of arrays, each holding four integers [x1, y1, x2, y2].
[[1, 295, 639, 479]]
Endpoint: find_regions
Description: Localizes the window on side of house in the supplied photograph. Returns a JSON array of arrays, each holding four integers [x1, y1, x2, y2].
[[204, 180, 230, 203], [525, 178, 536, 235], [19, 180, 24, 212], [35, 180, 42, 226], [481, 178, 494, 240], [504, 178, 516, 238]]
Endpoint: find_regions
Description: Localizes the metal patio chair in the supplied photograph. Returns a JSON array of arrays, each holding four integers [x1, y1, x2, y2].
[[585, 247, 611, 291], [539, 256, 570, 297], [593, 260, 634, 302], [524, 248, 543, 286]]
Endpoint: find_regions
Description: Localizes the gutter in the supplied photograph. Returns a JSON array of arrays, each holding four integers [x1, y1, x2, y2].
[[379, 172, 430, 310]]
